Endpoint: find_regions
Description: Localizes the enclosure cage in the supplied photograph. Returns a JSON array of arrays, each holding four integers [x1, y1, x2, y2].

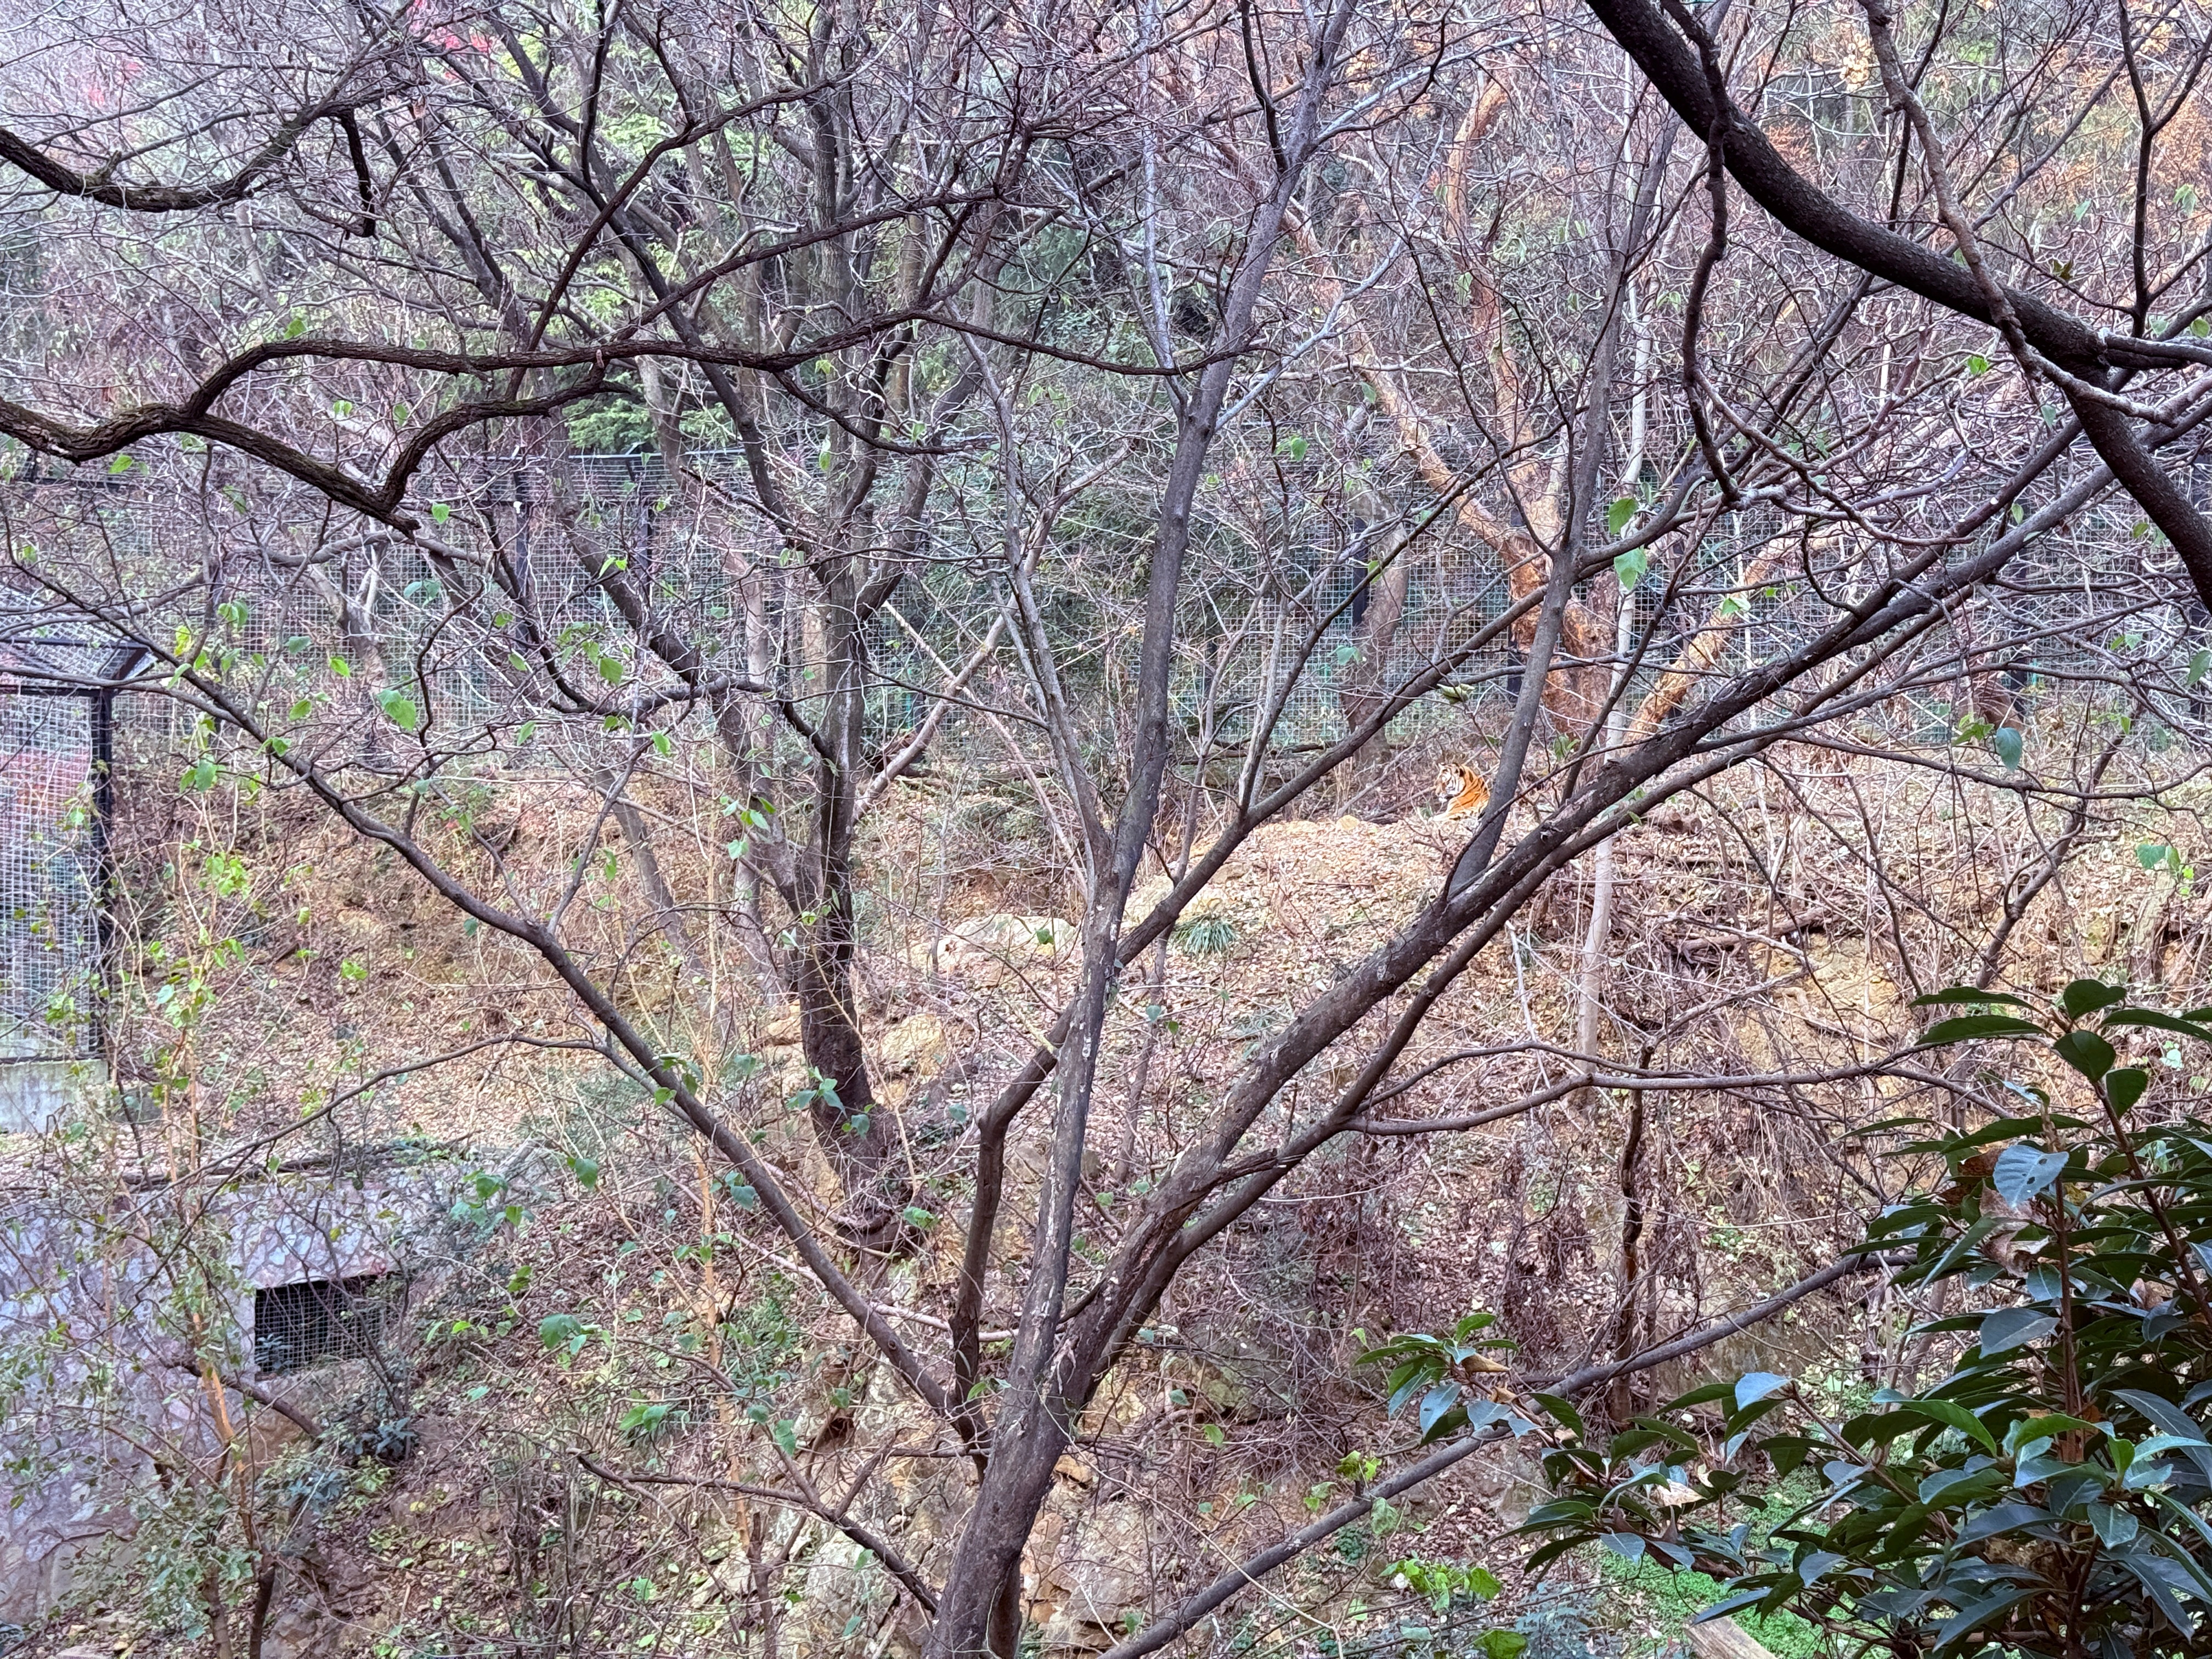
[[0, 631, 144, 1131]]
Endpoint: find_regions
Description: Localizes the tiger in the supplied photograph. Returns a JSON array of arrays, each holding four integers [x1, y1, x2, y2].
[[1434, 763, 1491, 820]]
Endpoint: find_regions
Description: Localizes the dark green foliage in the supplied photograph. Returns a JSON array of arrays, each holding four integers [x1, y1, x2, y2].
[[1519, 981, 2212, 1659], [1358, 1311, 1526, 1445]]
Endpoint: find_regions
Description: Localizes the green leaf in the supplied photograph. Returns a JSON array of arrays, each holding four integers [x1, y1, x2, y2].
[[770, 1418, 799, 1456], [1911, 987, 2035, 1009], [1919, 1464, 2004, 1506], [1521, 1537, 1587, 1575], [1934, 1587, 2033, 1647], [1900, 1397, 1999, 1453], [2187, 648, 2211, 688], [375, 689, 421, 732], [2089, 1501, 2141, 1546], [1839, 1408, 1922, 1447], [1520, 1499, 1596, 1530], [2053, 1029, 2115, 1081], [1477, 1632, 1528, 1659], [2106, 1068, 2150, 1114], [1419, 1383, 1463, 1439], [1200, 1423, 1226, 1446], [1923, 1214, 2002, 1282], [1607, 497, 1639, 537], [1613, 544, 1649, 592], [2005, 1412, 2100, 1451], [1630, 1415, 1705, 1454], [1966, 353, 1991, 375], [1992, 726, 2023, 769], [431, 501, 451, 523], [1532, 1393, 1585, 1440], [1979, 1306, 2057, 1355], [2138, 843, 2174, 870], [1764, 1434, 1814, 1477], [2062, 979, 2128, 1016], [1692, 1592, 1770, 1624], [566, 1155, 600, 1189], [598, 653, 624, 684], [328, 654, 353, 679], [1993, 1143, 2069, 1206], [1663, 1383, 1739, 1410], [1734, 1372, 1791, 1409], [2113, 1391, 2212, 1485], [1917, 1013, 2046, 1046], [2104, 1009, 2212, 1041], [618, 1401, 675, 1439]]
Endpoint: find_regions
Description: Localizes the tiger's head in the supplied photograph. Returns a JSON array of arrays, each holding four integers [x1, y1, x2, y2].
[[1434, 763, 1488, 819]]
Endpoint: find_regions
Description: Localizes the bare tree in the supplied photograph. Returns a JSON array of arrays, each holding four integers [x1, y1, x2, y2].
[[4, 0, 2211, 1652]]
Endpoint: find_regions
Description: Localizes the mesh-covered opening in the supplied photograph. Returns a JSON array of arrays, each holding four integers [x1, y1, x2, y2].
[[253, 1274, 392, 1374]]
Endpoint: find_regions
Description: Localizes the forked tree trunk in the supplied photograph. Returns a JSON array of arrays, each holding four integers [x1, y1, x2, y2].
[[924, 10, 1361, 1645]]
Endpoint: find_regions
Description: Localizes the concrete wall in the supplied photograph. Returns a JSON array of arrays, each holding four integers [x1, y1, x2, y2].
[[0, 1056, 98, 1137], [0, 1159, 471, 1622]]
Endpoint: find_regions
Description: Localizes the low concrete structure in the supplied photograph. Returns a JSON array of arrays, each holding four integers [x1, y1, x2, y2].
[[0, 1154, 479, 1621]]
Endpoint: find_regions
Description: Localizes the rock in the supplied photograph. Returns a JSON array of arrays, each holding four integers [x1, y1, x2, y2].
[[879, 1014, 946, 1077], [1036, 1505, 1154, 1654], [955, 913, 1076, 953], [923, 915, 1077, 981], [332, 904, 387, 944], [258, 1602, 336, 1658]]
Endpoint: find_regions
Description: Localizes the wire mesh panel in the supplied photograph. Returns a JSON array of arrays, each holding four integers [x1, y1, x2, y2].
[[0, 682, 100, 1065], [13, 442, 2200, 821], [251, 1273, 394, 1374]]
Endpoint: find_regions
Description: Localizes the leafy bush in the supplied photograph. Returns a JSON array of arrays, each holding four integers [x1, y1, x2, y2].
[[1520, 979, 2212, 1659]]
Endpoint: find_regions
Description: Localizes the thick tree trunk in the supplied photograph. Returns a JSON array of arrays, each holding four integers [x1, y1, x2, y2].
[[797, 558, 901, 1245], [926, 16, 1360, 1652]]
